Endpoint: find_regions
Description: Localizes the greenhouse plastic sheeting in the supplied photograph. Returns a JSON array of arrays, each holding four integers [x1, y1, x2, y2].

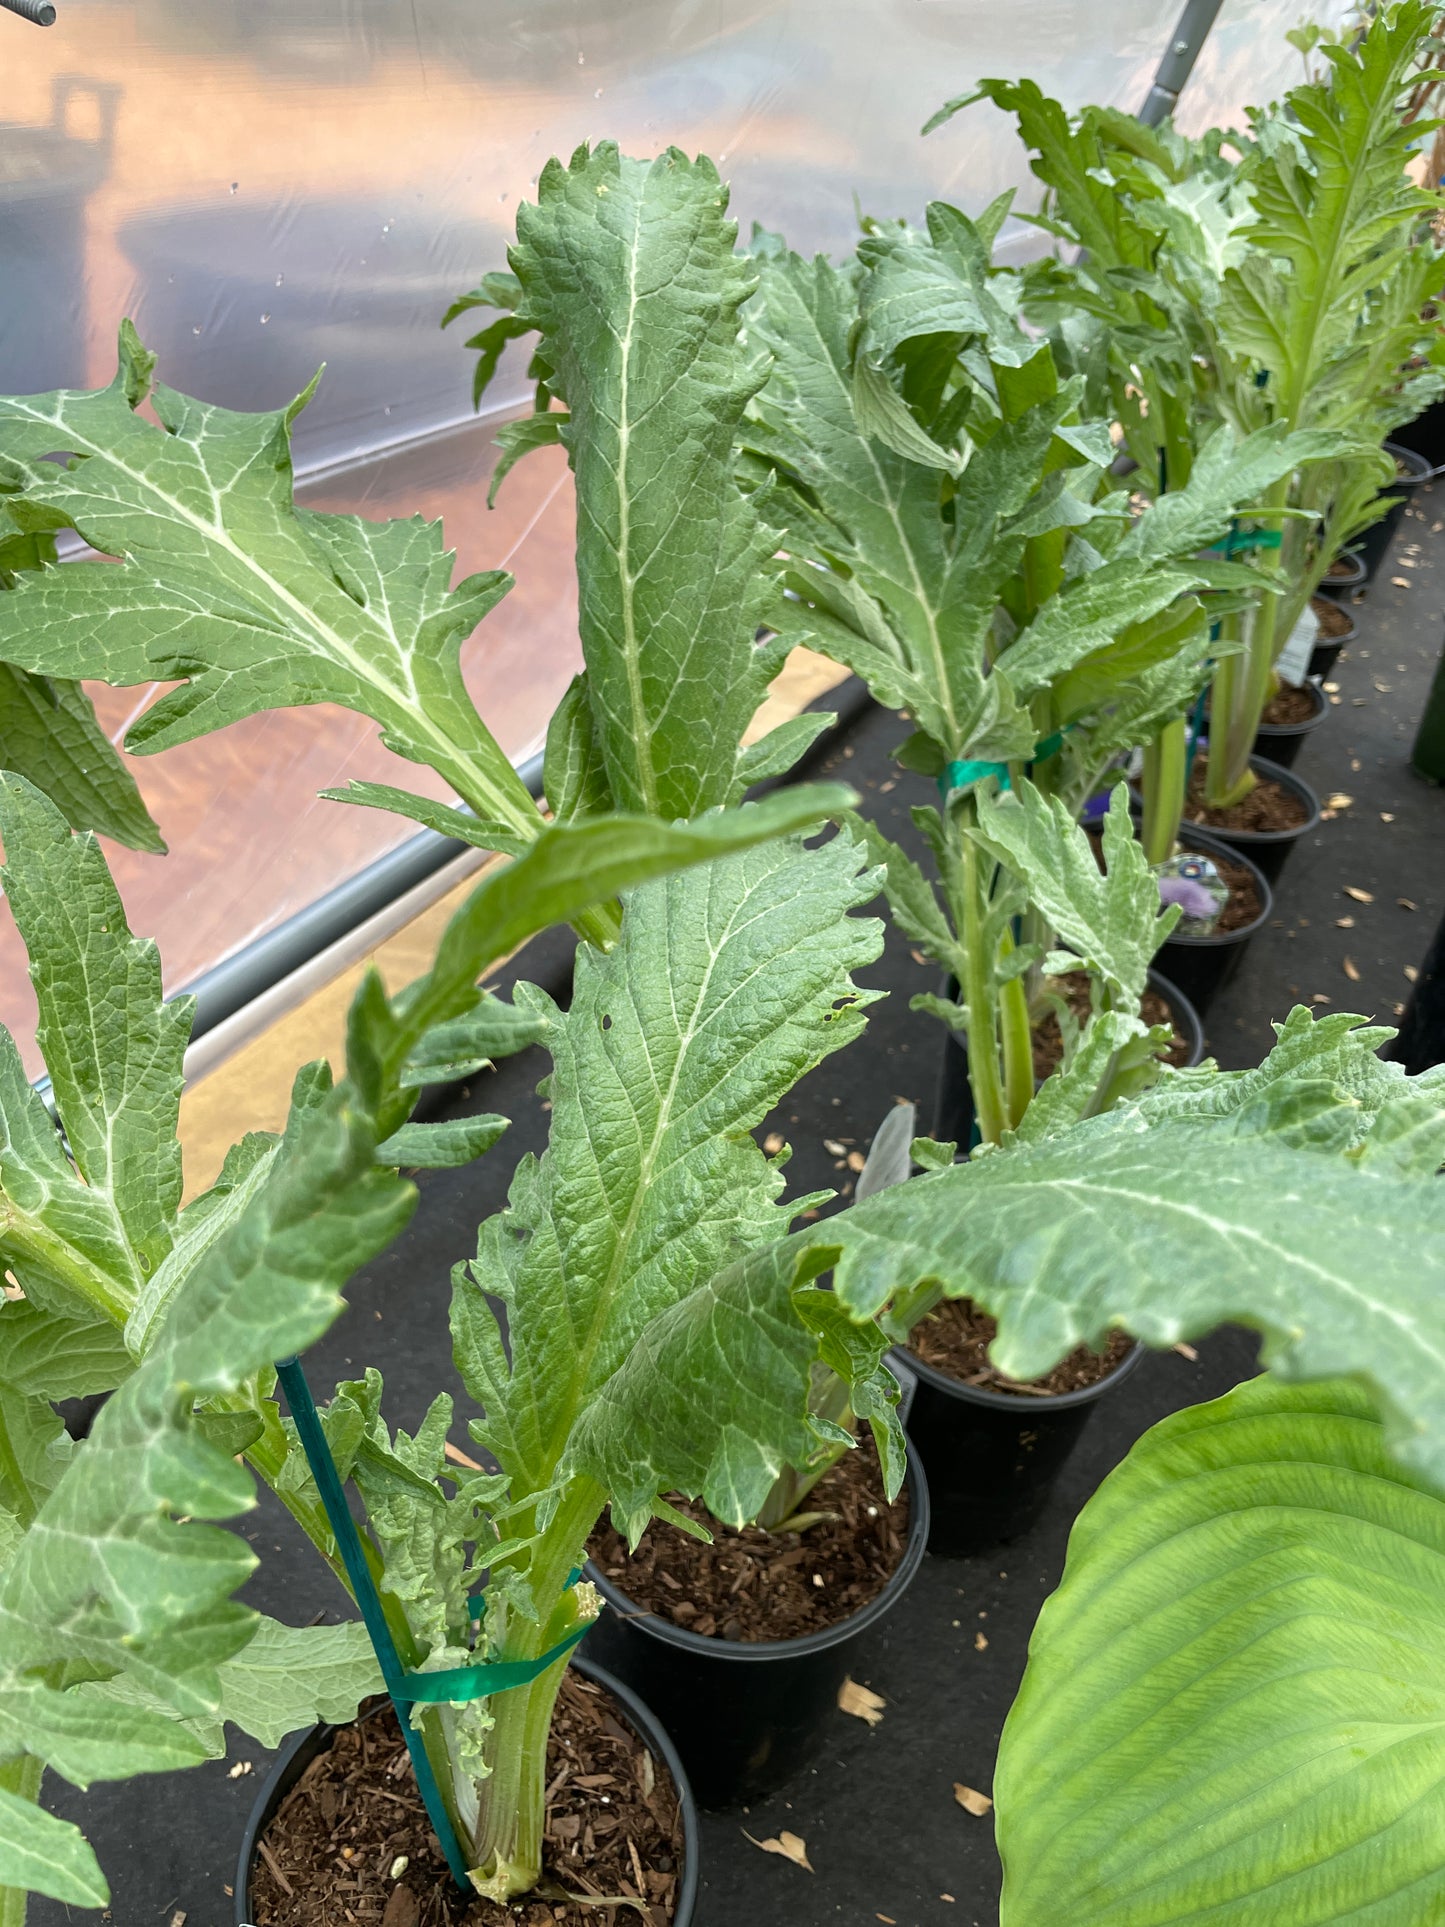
[[0, 0, 1354, 1070]]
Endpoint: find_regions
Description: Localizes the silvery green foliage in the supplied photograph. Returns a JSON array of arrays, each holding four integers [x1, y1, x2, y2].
[[455, 832, 890, 1547], [802, 1012, 1445, 1488]]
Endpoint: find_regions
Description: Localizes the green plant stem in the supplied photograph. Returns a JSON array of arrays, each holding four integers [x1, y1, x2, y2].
[[469, 1478, 606, 1900], [0, 1755, 43, 1927], [1141, 717, 1186, 866], [953, 812, 1007, 1148], [997, 932, 1034, 1133], [1205, 480, 1290, 809]]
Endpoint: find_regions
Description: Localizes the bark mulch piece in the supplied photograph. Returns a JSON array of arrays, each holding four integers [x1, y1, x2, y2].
[[1031, 969, 1190, 1077], [1184, 755, 1310, 835], [588, 1432, 909, 1643], [909, 1297, 1135, 1397], [248, 1675, 685, 1927], [1261, 682, 1321, 727], [1311, 594, 1354, 638]]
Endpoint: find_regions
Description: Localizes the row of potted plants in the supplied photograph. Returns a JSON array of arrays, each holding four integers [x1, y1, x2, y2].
[[0, 8, 1442, 1924]]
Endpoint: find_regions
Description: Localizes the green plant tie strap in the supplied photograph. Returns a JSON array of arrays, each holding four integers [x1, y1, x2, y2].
[[938, 729, 1068, 800], [275, 1354, 591, 1893]]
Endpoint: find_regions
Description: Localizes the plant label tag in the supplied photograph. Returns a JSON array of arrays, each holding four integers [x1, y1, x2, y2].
[[1275, 609, 1320, 687]]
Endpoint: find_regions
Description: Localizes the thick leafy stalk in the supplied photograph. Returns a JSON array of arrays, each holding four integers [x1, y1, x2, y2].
[[956, 813, 1007, 1147], [1140, 716, 1186, 865], [468, 1479, 605, 1899], [1205, 475, 1290, 806], [998, 930, 1035, 1131]]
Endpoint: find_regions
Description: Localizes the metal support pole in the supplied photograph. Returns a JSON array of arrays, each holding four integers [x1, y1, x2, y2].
[[1139, 0, 1227, 126]]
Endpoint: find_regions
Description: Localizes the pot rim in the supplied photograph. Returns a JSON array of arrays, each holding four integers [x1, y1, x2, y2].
[[583, 1434, 931, 1664], [1382, 438, 1435, 488], [1147, 963, 1206, 1065], [1308, 594, 1358, 642], [890, 1325, 1146, 1414], [1320, 551, 1367, 589], [1254, 677, 1329, 739], [1160, 825, 1273, 951], [1185, 753, 1322, 848], [234, 1652, 700, 1927]]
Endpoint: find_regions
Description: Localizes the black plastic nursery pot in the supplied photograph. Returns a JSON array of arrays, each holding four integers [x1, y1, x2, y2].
[[1185, 754, 1322, 887], [1252, 674, 1329, 770], [234, 1653, 700, 1926], [1353, 441, 1434, 582], [889, 1337, 1144, 1559], [1318, 549, 1367, 595], [1388, 394, 1445, 472], [1308, 595, 1357, 680], [1153, 827, 1273, 1017], [581, 1439, 930, 1811], [932, 966, 1207, 1148]]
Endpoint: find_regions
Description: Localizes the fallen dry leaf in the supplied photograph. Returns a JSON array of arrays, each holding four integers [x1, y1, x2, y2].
[[762, 1132, 785, 1155], [744, 1829, 814, 1873], [169, 1914, 187, 1927], [1325, 792, 1354, 811], [1351, 758, 1362, 771], [1173, 1341, 1199, 1362], [823, 1138, 848, 1157], [1399, 897, 1418, 911], [1381, 813, 1396, 823], [1311, 992, 1332, 1005], [877, 1916, 897, 1923], [443, 1440, 483, 1472], [1336, 916, 1355, 928], [974, 1631, 989, 1651], [1343, 957, 1361, 982], [846, 1150, 866, 1173], [941, 1897, 956, 1905], [838, 1676, 887, 1726], [954, 1784, 994, 1817], [1405, 965, 1420, 983], [1344, 886, 1374, 903], [1391, 576, 1410, 587], [1323, 681, 1341, 693], [382, 1888, 420, 1927]]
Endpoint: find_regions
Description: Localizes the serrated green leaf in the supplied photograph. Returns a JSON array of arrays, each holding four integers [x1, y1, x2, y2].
[[0, 665, 163, 853], [487, 411, 568, 508], [0, 328, 543, 840], [811, 1027, 1445, 1487], [0, 774, 190, 1299], [997, 1376, 1445, 1927], [0, 1300, 132, 1399], [319, 781, 530, 857], [399, 996, 550, 1090], [736, 709, 833, 788], [213, 1617, 383, 1750], [460, 834, 883, 1523], [0, 1787, 108, 1906], [541, 674, 612, 825], [376, 1115, 508, 1169], [968, 783, 1176, 1007], [506, 143, 780, 816]]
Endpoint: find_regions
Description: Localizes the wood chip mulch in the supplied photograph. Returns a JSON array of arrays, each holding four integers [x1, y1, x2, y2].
[[1185, 755, 1311, 834]]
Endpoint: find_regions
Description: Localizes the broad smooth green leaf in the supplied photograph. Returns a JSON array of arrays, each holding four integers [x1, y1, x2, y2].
[[456, 833, 883, 1535], [0, 1300, 133, 1399], [997, 1376, 1445, 1927], [507, 143, 780, 818], [0, 664, 163, 853], [807, 1018, 1445, 1485], [0, 774, 190, 1305], [398, 995, 550, 1090], [968, 782, 1178, 1008], [0, 1788, 108, 1907], [0, 325, 542, 840]]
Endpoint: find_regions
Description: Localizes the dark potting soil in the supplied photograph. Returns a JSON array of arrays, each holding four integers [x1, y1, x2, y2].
[[1311, 594, 1353, 638], [1261, 682, 1320, 727], [1185, 756, 1310, 835], [1031, 969, 1190, 1076], [248, 1676, 686, 1927], [1326, 555, 1360, 580], [587, 1432, 909, 1642], [909, 1297, 1135, 1397]]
